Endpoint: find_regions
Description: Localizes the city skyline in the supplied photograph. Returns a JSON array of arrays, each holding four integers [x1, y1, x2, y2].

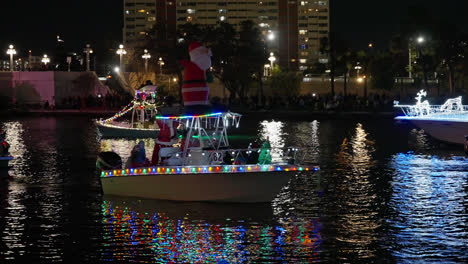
[[1, 0, 466, 57]]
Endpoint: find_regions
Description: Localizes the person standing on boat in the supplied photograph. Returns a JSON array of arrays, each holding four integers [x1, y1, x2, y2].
[[126, 141, 149, 168], [151, 119, 178, 165], [258, 136, 272, 164], [0, 130, 9, 157], [180, 41, 213, 112]]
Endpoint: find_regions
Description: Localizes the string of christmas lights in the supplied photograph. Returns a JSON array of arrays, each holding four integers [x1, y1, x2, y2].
[[98, 90, 160, 124], [101, 164, 319, 177]]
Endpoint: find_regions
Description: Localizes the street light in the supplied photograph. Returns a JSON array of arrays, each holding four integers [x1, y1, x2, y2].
[[142, 49, 151, 72], [84, 44, 93, 71], [264, 64, 271, 76], [42, 54, 50, 65], [116, 44, 127, 72], [268, 52, 276, 69], [354, 62, 362, 77], [6, 45, 16, 71], [408, 36, 425, 79], [158, 57, 165, 74], [267, 31, 275, 41], [168, 77, 177, 91]]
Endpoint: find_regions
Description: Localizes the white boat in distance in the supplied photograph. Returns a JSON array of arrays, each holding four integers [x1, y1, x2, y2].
[[100, 111, 319, 203], [96, 85, 160, 138], [394, 90, 468, 145]]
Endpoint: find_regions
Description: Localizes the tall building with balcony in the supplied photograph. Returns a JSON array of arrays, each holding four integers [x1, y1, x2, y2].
[[123, 0, 330, 70], [123, 0, 158, 42]]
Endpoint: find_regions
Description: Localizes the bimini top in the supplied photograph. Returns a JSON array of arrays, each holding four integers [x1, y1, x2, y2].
[[136, 85, 157, 95], [155, 111, 241, 120]]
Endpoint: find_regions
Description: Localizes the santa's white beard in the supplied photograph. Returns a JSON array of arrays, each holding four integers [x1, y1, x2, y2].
[[190, 47, 212, 71]]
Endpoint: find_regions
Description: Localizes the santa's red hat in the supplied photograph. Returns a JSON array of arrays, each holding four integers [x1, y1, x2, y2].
[[189, 42, 203, 53]]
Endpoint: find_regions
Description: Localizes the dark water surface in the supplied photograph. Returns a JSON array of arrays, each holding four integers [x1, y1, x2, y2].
[[0, 115, 467, 263]]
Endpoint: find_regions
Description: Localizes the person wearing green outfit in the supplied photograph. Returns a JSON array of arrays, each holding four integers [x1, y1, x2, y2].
[[258, 136, 272, 164]]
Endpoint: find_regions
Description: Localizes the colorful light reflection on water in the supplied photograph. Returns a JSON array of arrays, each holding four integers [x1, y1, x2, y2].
[[100, 199, 322, 263], [1, 116, 468, 263], [387, 153, 468, 263]]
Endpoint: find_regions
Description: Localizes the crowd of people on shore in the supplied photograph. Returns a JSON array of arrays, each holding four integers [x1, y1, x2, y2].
[[25, 92, 404, 113]]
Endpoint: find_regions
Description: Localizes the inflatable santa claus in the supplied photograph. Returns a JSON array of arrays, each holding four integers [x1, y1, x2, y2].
[[180, 42, 212, 109], [151, 118, 178, 165]]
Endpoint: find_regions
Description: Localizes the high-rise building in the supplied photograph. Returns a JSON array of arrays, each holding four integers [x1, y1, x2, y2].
[[123, 0, 158, 42], [123, 0, 330, 70]]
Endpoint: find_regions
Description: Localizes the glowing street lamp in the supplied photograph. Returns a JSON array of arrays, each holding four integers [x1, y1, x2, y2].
[[42, 54, 50, 65], [116, 44, 127, 72], [268, 52, 276, 69], [142, 49, 151, 72], [6, 45, 16, 71], [354, 62, 362, 77], [168, 77, 177, 91], [267, 31, 275, 41], [84, 44, 93, 71], [408, 36, 425, 79], [158, 57, 165, 74], [264, 64, 271, 76]]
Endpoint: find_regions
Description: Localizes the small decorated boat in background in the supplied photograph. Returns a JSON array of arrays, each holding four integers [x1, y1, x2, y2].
[[394, 89, 468, 145], [100, 111, 319, 203], [96, 85, 161, 138]]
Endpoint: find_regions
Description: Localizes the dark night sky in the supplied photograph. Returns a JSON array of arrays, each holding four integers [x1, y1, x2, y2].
[[0, 0, 466, 58]]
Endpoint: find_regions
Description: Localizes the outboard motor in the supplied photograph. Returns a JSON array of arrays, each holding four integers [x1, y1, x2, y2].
[[464, 136, 468, 155], [96, 151, 122, 170]]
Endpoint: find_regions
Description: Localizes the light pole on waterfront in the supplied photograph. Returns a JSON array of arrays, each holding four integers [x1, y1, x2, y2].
[[84, 44, 93, 71], [142, 49, 151, 72], [354, 62, 362, 78], [158, 57, 165, 75], [28, 50, 32, 71], [116, 44, 127, 72], [268, 52, 276, 69], [408, 36, 425, 79], [168, 77, 177, 92], [42, 54, 50, 70], [7, 45, 16, 72]]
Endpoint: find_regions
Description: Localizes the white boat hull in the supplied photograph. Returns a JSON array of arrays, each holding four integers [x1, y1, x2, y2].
[[96, 121, 159, 138], [397, 117, 468, 145], [101, 171, 294, 203]]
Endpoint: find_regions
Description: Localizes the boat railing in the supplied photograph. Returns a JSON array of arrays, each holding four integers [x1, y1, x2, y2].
[[163, 146, 305, 166], [395, 104, 468, 119]]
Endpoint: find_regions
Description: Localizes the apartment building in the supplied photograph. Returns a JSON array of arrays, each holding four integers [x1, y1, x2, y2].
[[123, 0, 330, 70]]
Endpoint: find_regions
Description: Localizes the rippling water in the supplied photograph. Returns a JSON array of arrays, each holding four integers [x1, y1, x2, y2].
[[0, 116, 467, 263]]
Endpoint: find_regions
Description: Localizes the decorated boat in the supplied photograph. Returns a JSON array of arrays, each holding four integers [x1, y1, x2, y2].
[[99, 42, 318, 203], [394, 89, 468, 144], [96, 85, 161, 138], [100, 111, 318, 202]]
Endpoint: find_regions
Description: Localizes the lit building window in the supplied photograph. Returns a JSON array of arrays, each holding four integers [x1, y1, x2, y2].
[[219, 16, 226, 21], [187, 16, 193, 22], [187, 9, 195, 14], [300, 59, 307, 63], [299, 30, 307, 35], [138, 9, 146, 13]]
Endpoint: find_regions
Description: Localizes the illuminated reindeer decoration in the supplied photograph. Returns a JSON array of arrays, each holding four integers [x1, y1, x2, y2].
[[439, 96, 463, 113], [413, 90, 431, 116]]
